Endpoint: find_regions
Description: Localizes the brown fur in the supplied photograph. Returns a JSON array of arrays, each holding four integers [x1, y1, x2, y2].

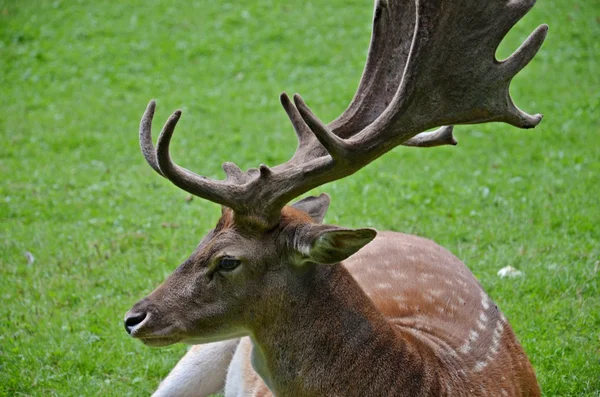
[[126, 205, 539, 396]]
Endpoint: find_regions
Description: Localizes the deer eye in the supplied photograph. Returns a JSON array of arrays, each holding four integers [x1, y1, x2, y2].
[[218, 256, 241, 271]]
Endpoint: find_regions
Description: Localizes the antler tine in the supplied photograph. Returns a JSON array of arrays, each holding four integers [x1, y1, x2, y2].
[[138, 102, 243, 212], [280, 93, 314, 149], [279, 93, 330, 164], [501, 24, 548, 79], [139, 100, 164, 177], [403, 126, 457, 148], [293, 94, 350, 164], [293, 94, 459, 153]]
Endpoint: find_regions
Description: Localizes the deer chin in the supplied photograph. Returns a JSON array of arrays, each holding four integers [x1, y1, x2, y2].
[[138, 336, 182, 347], [179, 328, 249, 346], [133, 328, 225, 347]]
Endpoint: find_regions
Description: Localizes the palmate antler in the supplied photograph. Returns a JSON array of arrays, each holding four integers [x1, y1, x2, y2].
[[140, 0, 547, 227]]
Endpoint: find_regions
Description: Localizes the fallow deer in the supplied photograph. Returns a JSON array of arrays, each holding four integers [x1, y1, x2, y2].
[[125, 0, 548, 395]]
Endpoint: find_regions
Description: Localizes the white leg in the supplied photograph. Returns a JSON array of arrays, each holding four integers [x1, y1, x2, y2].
[[153, 339, 240, 397], [225, 337, 272, 397], [224, 338, 247, 397]]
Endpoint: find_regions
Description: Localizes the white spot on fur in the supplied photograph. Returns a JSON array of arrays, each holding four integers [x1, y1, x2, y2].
[[481, 291, 490, 310], [495, 320, 505, 336], [476, 311, 489, 330], [376, 282, 392, 290], [472, 320, 506, 373], [490, 320, 505, 355], [459, 342, 471, 354], [459, 329, 480, 354], [474, 361, 488, 372], [476, 319, 487, 331], [419, 273, 435, 281], [443, 296, 455, 316], [390, 270, 408, 280]]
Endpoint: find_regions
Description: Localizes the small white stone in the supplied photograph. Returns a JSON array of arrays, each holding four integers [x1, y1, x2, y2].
[[497, 266, 524, 278]]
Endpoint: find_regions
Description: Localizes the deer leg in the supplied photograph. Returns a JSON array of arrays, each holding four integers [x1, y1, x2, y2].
[[225, 337, 273, 397], [152, 339, 240, 397]]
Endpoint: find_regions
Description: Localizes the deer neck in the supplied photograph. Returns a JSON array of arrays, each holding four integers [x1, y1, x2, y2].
[[247, 264, 437, 397]]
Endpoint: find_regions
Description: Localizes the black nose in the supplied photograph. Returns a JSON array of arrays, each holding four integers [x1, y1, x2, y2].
[[124, 312, 147, 334]]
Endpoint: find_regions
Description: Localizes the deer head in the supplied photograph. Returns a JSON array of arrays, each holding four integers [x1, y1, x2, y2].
[[125, 0, 547, 348], [125, 195, 376, 346]]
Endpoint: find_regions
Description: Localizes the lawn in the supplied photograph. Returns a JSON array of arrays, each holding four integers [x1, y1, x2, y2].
[[0, 0, 598, 396]]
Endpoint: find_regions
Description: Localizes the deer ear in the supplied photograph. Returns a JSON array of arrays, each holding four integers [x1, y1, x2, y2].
[[295, 225, 377, 265], [291, 193, 331, 224]]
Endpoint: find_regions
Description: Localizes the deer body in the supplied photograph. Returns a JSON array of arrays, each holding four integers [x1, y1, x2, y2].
[[249, 231, 538, 396], [125, 0, 547, 395]]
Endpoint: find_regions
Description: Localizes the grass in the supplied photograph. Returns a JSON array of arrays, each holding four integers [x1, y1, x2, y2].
[[0, 0, 598, 395]]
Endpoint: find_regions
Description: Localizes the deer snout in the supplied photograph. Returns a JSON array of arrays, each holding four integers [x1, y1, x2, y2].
[[124, 298, 155, 336], [123, 299, 183, 347], [124, 311, 148, 334]]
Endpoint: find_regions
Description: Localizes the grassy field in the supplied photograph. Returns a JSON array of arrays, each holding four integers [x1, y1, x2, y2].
[[1, 0, 598, 396]]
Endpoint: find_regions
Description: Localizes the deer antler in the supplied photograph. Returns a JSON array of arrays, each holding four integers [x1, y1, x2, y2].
[[140, 0, 547, 227]]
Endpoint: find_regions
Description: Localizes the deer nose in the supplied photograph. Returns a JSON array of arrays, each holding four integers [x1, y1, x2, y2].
[[124, 311, 148, 334]]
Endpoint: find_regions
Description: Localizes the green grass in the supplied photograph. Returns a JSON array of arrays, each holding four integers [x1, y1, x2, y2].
[[1, 0, 598, 396]]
